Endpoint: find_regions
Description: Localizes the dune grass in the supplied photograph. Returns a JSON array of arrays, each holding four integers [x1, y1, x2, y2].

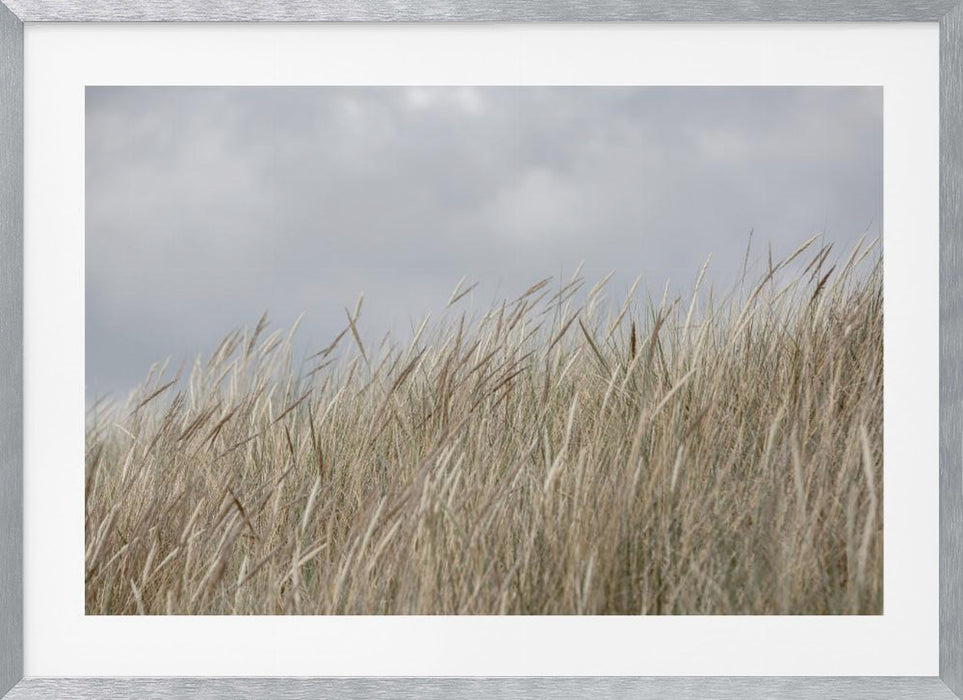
[[85, 238, 882, 615]]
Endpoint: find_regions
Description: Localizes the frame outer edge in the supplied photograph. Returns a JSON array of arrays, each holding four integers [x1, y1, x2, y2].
[[0, 0, 961, 22], [0, 0, 23, 697], [2, 677, 963, 700], [942, 1, 963, 695], [0, 2, 959, 699]]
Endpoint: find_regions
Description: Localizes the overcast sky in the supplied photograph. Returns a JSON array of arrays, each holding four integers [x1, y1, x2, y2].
[[86, 86, 882, 400]]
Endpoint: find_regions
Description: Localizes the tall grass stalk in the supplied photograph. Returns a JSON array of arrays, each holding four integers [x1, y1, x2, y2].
[[86, 239, 882, 614]]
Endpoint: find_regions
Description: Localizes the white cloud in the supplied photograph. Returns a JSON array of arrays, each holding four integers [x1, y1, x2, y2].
[[86, 86, 882, 397]]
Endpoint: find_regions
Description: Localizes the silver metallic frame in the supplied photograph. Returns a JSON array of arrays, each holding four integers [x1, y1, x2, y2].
[[1, 2, 960, 698]]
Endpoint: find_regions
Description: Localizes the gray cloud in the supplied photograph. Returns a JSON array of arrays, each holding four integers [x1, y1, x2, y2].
[[86, 86, 882, 399]]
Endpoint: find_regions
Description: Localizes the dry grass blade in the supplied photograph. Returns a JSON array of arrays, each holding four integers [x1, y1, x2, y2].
[[86, 240, 882, 615], [447, 277, 479, 308]]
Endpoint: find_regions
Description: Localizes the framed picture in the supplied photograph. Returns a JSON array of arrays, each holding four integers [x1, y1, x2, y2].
[[1, 2, 960, 698]]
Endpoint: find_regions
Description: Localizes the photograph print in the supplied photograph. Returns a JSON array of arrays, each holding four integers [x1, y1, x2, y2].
[[85, 86, 883, 615]]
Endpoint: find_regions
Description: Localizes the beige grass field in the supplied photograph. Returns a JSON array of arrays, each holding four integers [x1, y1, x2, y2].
[[85, 238, 882, 615]]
